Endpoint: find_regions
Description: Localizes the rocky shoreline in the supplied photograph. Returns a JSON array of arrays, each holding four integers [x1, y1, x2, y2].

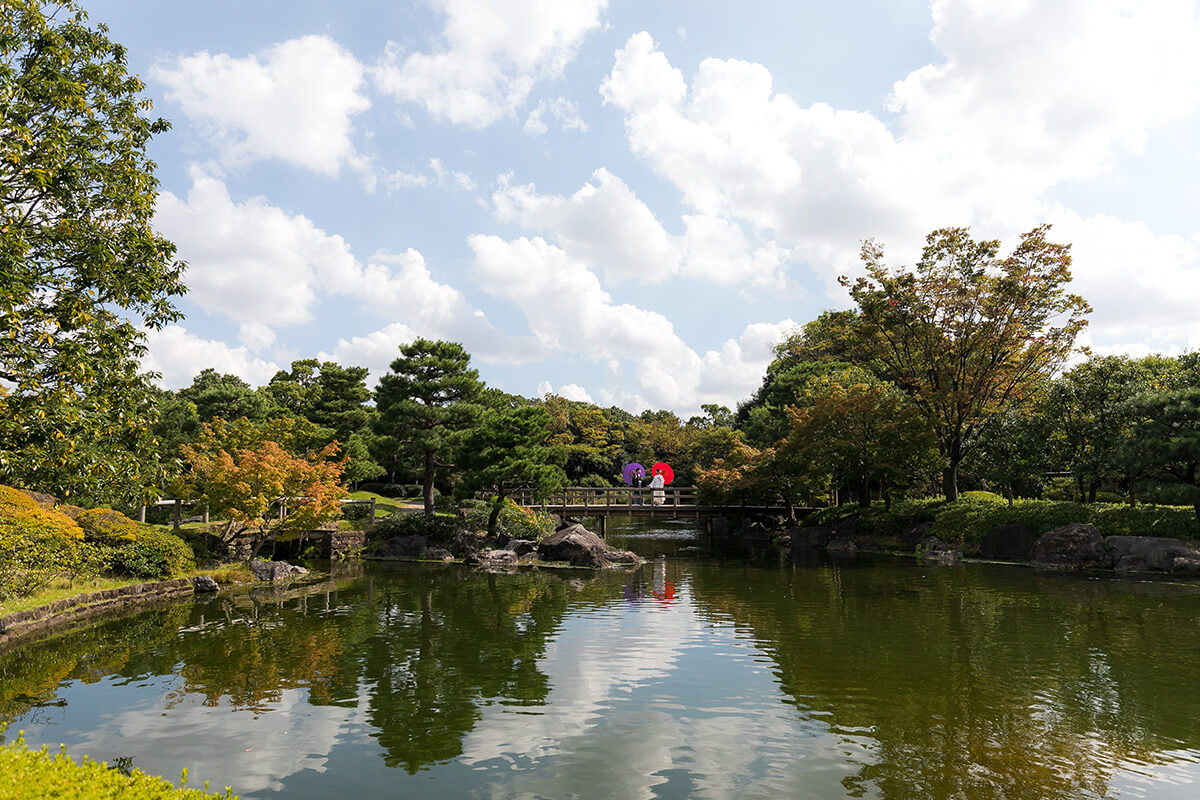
[[779, 519, 1200, 576], [371, 522, 642, 570]]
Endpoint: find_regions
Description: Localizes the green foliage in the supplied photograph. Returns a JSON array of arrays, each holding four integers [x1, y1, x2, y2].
[[845, 225, 1090, 500], [0, 485, 92, 600], [959, 491, 1005, 503], [371, 512, 460, 542], [178, 370, 280, 424], [341, 502, 372, 521], [0, 732, 237, 799], [75, 508, 139, 544], [804, 498, 946, 539], [461, 498, 554, 540], [374, 339, 483, 515], [927, 499, 1199, 545], [0, 0, 186, 507], [105, 526, 195, 579]]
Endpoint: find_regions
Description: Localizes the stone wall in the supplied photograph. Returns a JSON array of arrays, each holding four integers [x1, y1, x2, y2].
[[321, 529, 366, 559], [0, 578, 196, 649]]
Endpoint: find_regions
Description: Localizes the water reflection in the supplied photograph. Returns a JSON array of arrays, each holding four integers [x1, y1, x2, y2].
[[2, 550, 1200, 798]]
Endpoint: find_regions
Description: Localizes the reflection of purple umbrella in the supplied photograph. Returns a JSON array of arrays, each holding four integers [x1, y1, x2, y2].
[[622, 462, 646, 485]]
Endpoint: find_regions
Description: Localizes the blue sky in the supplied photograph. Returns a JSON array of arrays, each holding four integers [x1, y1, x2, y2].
[[87, 0, 1200, 415]]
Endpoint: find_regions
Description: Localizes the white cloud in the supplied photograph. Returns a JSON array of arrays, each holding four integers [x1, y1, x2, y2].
[[318, 322, 419, 386], [429, 157, 476, 191], [156, 171, 539, 364], [237, 322, 276, 351], [601, 5, 1200, 290], [469, 234, 793, 410], [144, 325, 281, 389], [492, 169, 788, 286], [153, 36, 371, 177], [373, 0, 607, 127], [524, 96, 589, 135]]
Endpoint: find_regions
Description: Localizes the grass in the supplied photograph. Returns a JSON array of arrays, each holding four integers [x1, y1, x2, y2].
[[347, 490, 419, 517], [0, 565, 253, 618]]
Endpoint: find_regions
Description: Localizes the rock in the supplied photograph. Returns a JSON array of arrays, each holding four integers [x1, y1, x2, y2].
[[191, 575, 220, 593], [518, 553, 541, 566], [920, 548, 962, 565], [918, 535, 951, 552], [899, 522, 932, 547], [375, 535, 428, 559], [1032, 523, 1112, 570], [790, 526, 833, 550], [980, 524, 1037, 561], [830, 513, 860, 536], [1171, 556, 1200, 576], [1105, 536, 1195, 572], [450, 530, 483, 557], [289, 565, 309, 575], [249, 560, 296, 582], [465, 549, 518, 570], [537, 524, 638, 568], [539, 524, 609, 566], [420, 547, 454, 562], [1114, 555, 1148, 573], [825, 536, 858, 556], [506, 539, 538, 556]]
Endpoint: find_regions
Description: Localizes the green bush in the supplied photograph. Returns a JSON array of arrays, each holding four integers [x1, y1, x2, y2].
[[371, 512, 460, 541], [960, 490, 1005, 503], [105, 526, 196, 580], [1091, 503, 1197, 539], [75, 508, 140, 544], [462, 498, 555, 540], [0, 485, 93, 600], [803, 498, 945, 539], [0, 733, 237, 799], [341, 502, 372, 521]]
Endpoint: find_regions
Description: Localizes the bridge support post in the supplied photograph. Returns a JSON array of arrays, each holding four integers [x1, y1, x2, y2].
[[597, 516, 606, 538]]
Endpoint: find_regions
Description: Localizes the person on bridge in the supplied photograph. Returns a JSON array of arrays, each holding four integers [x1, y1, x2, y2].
[[650, 471, 665, 505], [631, 467, 645, 505]]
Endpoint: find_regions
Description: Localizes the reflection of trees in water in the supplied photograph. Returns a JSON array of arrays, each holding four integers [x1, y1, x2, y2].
[[687, 561, 1200, 800], [0, 565, 585, 773]]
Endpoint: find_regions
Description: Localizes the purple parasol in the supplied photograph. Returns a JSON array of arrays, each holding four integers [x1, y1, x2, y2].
[[622, 462, 646, 485]]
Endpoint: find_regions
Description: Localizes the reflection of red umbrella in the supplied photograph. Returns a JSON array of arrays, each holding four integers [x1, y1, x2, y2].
[[621, 462, 646, 485], [651, 461, 674, 484]]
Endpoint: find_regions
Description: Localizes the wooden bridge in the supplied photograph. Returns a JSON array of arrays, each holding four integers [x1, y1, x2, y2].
[[512, 486, 800, 535]]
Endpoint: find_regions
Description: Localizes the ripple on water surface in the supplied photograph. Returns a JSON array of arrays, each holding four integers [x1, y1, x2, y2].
[[3, 553, 1200, 799]]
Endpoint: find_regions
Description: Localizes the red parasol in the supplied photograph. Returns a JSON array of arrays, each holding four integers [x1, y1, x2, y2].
[[651, 461, 674, 484]]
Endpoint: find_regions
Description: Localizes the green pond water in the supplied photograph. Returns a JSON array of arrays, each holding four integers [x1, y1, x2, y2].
[[3, 518, 1200, 799]]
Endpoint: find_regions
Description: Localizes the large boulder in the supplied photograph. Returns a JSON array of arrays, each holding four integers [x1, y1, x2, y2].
[[507, 539, 538, 556], [465, 549, 518, 570], [1032, 524, 1112, 570], [825, 536, 858, 556], [1105, 536, 1195, 572], [538, 524, 640, 568], [898, 522, 932, 548], [419, 547, 454, 562], [790, 526, 833, 550], [979, 524, 1037, 561], [1171, 556, 1200, 576], [191, 575, 220, 593], [250, 560, 300, 582]]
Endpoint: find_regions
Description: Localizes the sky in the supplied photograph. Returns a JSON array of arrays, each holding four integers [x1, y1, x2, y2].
[[83, 0, 1200, 416]]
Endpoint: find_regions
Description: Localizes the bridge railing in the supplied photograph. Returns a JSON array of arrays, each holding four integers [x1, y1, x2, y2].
[[513, 485, 698, 510]]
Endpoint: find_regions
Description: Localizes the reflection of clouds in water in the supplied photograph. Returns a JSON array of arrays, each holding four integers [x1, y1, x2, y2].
[[67, 680, 373, 796], [458, 587, 857, 799]]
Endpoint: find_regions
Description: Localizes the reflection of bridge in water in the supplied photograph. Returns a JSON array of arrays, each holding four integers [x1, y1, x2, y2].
[[513, 486, 810, 535]]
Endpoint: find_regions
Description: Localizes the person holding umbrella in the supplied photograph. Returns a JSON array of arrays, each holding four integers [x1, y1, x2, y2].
[[650, 462, 674, 506], [631, 466, 645, 505]]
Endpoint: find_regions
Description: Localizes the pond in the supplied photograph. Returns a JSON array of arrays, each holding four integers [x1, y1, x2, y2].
[[3, 518, 1200, 799]]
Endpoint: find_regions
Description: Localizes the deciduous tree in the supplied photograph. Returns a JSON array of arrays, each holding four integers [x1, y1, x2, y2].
[[0, 1, 186, 502], [843, 225, 1089, 500]]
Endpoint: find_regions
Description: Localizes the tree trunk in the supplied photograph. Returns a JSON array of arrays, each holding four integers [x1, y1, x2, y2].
[[487, 490, 507, 536], [422, 448, 436, 516], [857, 476, 871, 508], [1193, 501, 1200, 533], [1088, 484, 1097, 503], [942, 461, 960, 502]]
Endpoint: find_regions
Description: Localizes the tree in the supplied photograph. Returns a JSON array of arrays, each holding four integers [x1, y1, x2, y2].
[[785, 379, 936, 508], [374, 339, 483, 515], [457, 403, 566, 535], [180, 419, 346, 559], [0, 1, 186, 501], [844, 225, 1090, 500], [1122, 388, 1200, 527], [179, 368, 278, 423]]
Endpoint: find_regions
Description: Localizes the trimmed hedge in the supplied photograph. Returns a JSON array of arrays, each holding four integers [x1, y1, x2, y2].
[[76, 508, 140, 544], [105, 526, 197, 580], [0, 733, 237, 799], [805, 497, 1199, 547], [461, 498, 555, 540], [0, 486, 91, 600]]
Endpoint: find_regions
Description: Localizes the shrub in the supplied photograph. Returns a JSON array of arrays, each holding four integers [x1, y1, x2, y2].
[[1091, 503, 1197, 540], [462, 498, 555, 540], [341, 502, 372, 521], [960, 490, 1005, 503], [105, 526, 196, 580], [75, 508, 139, 544], [371, 512, 460, 541], [0, 732, 237, 799], [0, 485, 91, 600]]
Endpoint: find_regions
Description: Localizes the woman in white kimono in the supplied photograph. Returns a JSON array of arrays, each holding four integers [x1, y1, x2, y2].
[[650, 471, 665, 506]]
